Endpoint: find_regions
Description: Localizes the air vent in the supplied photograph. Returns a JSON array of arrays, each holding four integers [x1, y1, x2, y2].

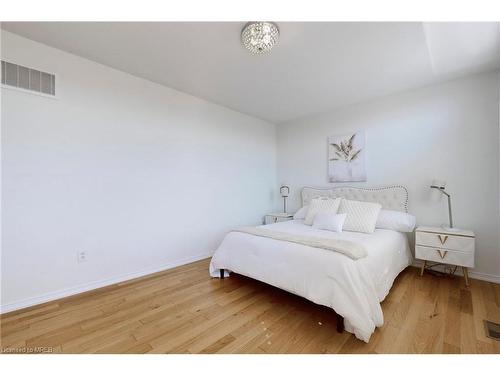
[[484, 319, 500, 340], [1, 60, 56, 96]]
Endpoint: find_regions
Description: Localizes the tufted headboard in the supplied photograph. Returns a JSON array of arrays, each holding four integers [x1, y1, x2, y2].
[[301, 185, 408, 213]]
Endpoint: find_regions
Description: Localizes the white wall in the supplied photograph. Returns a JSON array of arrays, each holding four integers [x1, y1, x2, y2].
[[277, 72, 500, 280], [1, 31, 277, 311]]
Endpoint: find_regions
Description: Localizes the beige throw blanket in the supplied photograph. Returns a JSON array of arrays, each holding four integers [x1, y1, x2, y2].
[[232, 226, 367, 260]]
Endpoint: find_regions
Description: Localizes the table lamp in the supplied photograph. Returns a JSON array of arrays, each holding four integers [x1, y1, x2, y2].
[[430, 180, 459, 231], [280, 185, 290, 214]]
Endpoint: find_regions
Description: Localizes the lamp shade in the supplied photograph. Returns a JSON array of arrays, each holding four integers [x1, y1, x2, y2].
[[431, 179, 446, 189], [280, 185, 289, 197]]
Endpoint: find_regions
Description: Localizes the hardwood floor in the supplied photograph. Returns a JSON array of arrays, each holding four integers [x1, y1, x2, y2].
[[1, 258, 499, 354]]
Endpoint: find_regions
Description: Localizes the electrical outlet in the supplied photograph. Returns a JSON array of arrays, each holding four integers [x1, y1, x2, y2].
[[77, 251, 87, 263]]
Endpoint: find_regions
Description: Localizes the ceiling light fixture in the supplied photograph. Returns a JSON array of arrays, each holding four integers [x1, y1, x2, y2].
[[241, 22, 279, 54]]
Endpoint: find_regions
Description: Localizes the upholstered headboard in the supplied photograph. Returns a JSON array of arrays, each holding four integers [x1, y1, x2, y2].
[[301, 186, 408, 212]]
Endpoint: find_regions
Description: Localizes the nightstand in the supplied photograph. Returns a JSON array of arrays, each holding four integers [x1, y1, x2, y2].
[[415, 226, 475, 286], [264, 212, 293, 225]]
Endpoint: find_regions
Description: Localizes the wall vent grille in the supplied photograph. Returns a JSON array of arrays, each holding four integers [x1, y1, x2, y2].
[[1, 60, 56, 96]]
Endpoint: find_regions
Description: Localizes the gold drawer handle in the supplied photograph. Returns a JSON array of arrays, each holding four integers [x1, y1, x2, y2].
[[438, 234, 448, 245], [436, 249, 448, 259]]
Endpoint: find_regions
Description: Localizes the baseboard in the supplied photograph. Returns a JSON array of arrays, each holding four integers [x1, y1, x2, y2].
[[468, 270, 500, 284], [411, 260, 500, 284], [0, 252, 212, 314]]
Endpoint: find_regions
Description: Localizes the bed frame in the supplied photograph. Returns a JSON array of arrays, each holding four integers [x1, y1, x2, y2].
[[219, 185, 409, 335]]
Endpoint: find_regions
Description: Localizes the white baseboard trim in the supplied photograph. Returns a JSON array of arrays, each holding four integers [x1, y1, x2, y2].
[[411, 261, 500, 284], [468, 270, 500, 284], [0, 252, 212, 314]]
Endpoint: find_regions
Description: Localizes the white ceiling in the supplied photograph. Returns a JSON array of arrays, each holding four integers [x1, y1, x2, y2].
[[2, 22, 499, 123]]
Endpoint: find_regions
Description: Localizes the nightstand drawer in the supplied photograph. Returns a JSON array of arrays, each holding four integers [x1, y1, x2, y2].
[[416, 231, 474, 252], [264, 214, 293, 225], [415, 245, 474, 267]]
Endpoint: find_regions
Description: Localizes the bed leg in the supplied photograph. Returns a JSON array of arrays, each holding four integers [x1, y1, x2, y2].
[[336, 315, 344, 333], [220, 269, 224, 279]]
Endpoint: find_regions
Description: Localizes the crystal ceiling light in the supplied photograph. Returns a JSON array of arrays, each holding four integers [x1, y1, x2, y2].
[[241, 22, 280, 54]]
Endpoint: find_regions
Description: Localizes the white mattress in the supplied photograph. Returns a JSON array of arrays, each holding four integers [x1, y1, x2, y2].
[[209, 219, 412, 342]]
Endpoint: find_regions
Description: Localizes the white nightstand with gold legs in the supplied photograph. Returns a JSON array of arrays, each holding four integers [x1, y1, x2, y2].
[[415, 226, 475, 286]]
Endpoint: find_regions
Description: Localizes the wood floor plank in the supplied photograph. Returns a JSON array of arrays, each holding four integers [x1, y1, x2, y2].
[[470, 280, 494, 344], [216, 299, 295, 353], [421, 277, 449, 353], [443, 279, 462, 351], [250, 308, 306, 353], [460, 289, 473, 315], [460, 311, 477, 354], [180, 299, 275, 353], [148, 291, 268, 353], [1, 259, 499, 354], [300, 318, 348, 354], [199, 334, 235, 354]]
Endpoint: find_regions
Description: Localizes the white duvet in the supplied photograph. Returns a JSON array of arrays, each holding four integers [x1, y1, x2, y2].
[[209, 219, 412, 342]]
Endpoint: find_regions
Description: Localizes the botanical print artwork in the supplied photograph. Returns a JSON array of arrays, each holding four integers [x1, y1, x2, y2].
[[328, 132, 366, 182]]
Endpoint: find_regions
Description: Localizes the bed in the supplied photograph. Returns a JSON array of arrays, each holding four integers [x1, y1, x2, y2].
[[209, 186, 413, 343]]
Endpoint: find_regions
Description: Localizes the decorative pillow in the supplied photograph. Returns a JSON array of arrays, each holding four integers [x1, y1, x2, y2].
[[304, 197, 341, 226], [338, 199, 382, 234], [312, 212, 347, 232], [376, 209, 416, 232], [293, 205, 309, 220]]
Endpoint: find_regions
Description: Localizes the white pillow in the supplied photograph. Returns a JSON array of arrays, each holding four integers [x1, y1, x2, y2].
[[376, 209, 416, 232], [338, 199, 382, 234], [312, 212, 347, 232], [293, 205, 309, 220], [304, 197, 341, 226]]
